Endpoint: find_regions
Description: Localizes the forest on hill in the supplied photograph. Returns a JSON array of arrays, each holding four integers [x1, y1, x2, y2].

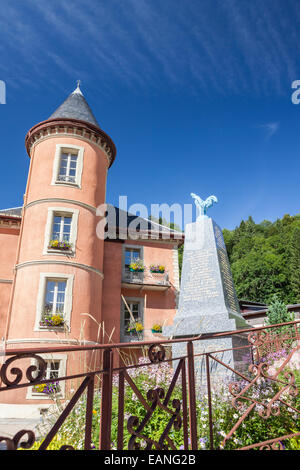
[[177, 213, 300, 305], [223, 214, 300, 305]]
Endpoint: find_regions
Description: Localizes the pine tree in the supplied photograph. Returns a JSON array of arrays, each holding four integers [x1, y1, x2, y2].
[[265, 295, 294, 325]]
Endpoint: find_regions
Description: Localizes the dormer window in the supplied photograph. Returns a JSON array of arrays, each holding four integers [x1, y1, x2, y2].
[[52, 144, 84, 188]]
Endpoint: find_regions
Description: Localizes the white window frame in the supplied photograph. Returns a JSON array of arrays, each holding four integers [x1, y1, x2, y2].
[[121, 296, 144, 341], [51, 214, 72, 242], [122, 244, 144, 277], [34, 272, 74, 332], [27, 354, 67, 400], [51, 144, 84, 188], [43, 207, 79, 256]]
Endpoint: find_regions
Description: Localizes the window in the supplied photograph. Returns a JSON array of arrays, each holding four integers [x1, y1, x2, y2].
[[44, 280, 66, 314], [124, 247, 142, 272], [52, 214, 72, 242], [31, 360, 60, 395], [43, 207, 79, 255], [121, 297, 144, 340], [123, 246, 144, 283], [52, 144, 84, 188], [27, 355, 67, 399], [40, 279, 66, 328], [37, 360, 60, 382], [58, 152, 78, 183], [124, 300, 140, 333], [35, 273, 74, 331]]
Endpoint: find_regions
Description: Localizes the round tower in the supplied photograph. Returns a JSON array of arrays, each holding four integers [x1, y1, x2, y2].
[[3, 84, 116, 412]]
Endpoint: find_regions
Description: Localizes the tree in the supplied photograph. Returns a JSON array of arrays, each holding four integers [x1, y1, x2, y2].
[[289, 226, 300, 303], [223, 213, 300, 304], [265, 295, 294, 325]]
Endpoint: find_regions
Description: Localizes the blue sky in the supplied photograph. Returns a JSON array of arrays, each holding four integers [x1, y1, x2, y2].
[[0, 0, 300, 230]]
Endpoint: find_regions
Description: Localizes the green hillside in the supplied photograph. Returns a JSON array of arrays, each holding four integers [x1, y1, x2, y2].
[[178, 214, 300, 305], [223, 214, 300, 304]]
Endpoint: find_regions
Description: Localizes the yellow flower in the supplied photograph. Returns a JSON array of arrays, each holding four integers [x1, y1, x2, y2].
[[51, 314, 63, 325], [34, 384, 45, 393], [135, 322, 143, 332]]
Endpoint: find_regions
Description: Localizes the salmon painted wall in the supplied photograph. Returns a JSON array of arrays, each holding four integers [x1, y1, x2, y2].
[[101, 238, 180, 342], [0, 227, 19, 280], [101, 241, 123, 342], [8, 133, 109, 346], [7, 264, 102, 341], [0, 226, 19, 338], [0, 283, 12, 338], [26, 136, 108, 209]]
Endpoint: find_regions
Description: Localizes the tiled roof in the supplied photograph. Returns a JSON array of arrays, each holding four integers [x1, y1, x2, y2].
[[0, 206, 22, 217], [49, 84, 100, 128], [0, 205, 184, 240], [106, 205, 184, 240]]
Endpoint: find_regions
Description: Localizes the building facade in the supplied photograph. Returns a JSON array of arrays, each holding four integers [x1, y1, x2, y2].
[[0, 85, 182, 418], [1, 86, 298, 420]]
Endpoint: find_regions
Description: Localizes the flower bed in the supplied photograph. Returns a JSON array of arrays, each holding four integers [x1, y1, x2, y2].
[[30, 349, 300, 450]]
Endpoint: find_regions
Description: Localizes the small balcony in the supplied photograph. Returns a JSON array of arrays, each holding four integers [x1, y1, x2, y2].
[[121, 269, 171, 291]]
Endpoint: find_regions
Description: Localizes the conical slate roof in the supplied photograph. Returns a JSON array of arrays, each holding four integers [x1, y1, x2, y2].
[[49, 82, 100, 128]]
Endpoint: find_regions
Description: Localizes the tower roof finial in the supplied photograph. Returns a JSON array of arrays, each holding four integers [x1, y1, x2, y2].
[[73, 80, 83, 95], [48, 81, 100, 127]]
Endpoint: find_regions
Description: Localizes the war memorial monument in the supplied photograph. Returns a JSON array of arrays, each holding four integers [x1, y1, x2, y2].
[[164, 194, 250, 383]]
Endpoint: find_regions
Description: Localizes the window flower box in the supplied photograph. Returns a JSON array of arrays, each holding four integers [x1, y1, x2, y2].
[[33, 381, 60, 395], [150, 264, 165, 273], [40, 313, 65, 328], [151, 324, 163, 333], [129, 261, 145, 272], [48, 240, 72, 251], [127, 321, 144, 334]]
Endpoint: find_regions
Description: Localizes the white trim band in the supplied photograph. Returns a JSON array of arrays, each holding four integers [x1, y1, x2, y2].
[[15, 260, 104, 278], [25, 198, 96, 214]]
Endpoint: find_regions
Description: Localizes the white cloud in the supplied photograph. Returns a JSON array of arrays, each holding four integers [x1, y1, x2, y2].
[[260, 122, 280, 140], [0, 0, 299, 96]]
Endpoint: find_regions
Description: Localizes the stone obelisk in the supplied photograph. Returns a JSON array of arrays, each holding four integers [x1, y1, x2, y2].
[[163, 194, 250, 383]]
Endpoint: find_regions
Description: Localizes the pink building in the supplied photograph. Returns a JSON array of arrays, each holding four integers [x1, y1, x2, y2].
[[0, 85, 183, 418]]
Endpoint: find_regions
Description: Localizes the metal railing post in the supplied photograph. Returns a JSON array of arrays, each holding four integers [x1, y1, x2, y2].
[[187, 341, 198, 450], [205, 354, 214, 450], [99, 348, 114, 450], [84, 375, 95, 450]]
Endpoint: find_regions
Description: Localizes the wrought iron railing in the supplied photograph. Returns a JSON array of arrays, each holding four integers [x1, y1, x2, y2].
[[122, 270, 170, 287], [0, 320, 299, 450]]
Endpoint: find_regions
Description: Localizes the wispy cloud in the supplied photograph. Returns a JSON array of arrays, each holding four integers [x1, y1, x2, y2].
[[259, 122, 280, 140], [0, 0, 299, 97]]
